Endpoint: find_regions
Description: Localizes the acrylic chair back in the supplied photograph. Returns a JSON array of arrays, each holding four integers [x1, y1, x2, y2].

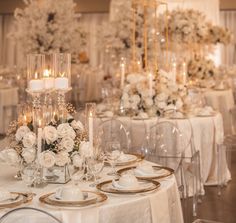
[[148, 121, 191, 171], [0, 207, 62, 223], [96, 118, 130, 154]]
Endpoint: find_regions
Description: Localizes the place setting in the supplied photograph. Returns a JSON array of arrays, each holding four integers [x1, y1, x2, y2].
[[96, 172, 160, 195], [39, 186, 108, 209], [0, 188, 34, 209], [0, 0, 234, 222], [117, 162, 174, 180]]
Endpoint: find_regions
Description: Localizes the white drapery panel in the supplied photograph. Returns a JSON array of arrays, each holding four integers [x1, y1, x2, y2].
[[220, 10, 236, 66], [0, 13, 109, 68], [0, 15, 25, 68]]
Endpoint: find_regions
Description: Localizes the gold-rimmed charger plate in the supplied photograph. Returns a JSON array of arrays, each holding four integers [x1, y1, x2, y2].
[[0, 192, 34, 209], [196, 112, 216, 117], [39, 191, 107, 208], [105, 153, 144, 167], [117, 165, 174, 180], [96, 179, 160, 194]]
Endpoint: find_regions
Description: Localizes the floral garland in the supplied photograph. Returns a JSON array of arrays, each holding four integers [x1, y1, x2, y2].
[[120, 70, 187, 117], [9, 0, 87, 56]]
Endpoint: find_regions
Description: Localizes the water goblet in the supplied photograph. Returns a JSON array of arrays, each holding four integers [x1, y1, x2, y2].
[[21, 163, 38, 191], [70, 155, 85, 186], [87, 156, 104, 187], [105, 141, 121, 176]]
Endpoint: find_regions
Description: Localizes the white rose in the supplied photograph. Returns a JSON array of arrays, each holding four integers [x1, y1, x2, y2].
[[147, 108, 157, 117], [57, 123, 76, 139], [0, 149, 21, 165], [39, 151, 56, 168], [22, 132, 36, 148], [43, 126, 58, 144], [79, 141, 93, 158], [156, 92, 168, 101], [15, 126, 30, 141], [72, 154, 84, 168], [175, 99, 184, 109], [144, 98, 154, 107], [22, 148, 36, 164], [60, 136, 74, 152], [55, 151, 70, 167], [156, 101, 167, 109], [71, 120, 84, 132]]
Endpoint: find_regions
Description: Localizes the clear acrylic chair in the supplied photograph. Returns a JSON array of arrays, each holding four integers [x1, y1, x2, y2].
[[217, 106, 236, 195], [0, 207, 62, 223], [126, 117, 157, 155], [95, 118, 131, 154], [148, 121, 201, 221]]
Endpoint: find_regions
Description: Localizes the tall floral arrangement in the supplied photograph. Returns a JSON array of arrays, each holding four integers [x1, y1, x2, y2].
[[158, 9, 208, 48], [205, 24, 233, 45], [188, 55, 217, 80], [121, 70, 187, 117], [9, 0, 87, 56], [99, 0, 143, 59]]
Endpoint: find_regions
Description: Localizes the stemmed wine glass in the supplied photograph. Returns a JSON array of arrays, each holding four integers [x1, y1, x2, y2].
[[87, 155, 104, 187], [105, 141, 121, 176], [69, 154, 85, 186]]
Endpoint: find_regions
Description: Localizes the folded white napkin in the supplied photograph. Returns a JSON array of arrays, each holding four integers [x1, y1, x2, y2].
[[0, 188, 12, 202]]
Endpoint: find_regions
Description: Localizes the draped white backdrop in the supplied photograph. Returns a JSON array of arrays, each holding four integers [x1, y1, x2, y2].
[[220, 10, 236, 66], [0, 0, 235, 68], [0, 13, 108, 68]]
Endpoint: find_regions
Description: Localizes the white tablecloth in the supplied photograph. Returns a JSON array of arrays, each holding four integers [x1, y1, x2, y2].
[[0, 162, 183, 223], [96, 113, 230, 186], [0, 87, 18, 134], [203, 89, 235, 135]]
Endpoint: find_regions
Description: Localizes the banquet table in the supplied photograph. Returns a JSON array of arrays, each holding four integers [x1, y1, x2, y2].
[[0, 87, 18, 134], [96, 113, 230, 187], [0, 162, 183, 223], [203, 88, 235, 135]]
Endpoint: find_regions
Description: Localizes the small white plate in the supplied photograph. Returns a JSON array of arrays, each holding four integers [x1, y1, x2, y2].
[[134, 168, 168, 178], [111, 180, 154, 192], [49, 192, 97, 203], [116, 154, 138, 165]]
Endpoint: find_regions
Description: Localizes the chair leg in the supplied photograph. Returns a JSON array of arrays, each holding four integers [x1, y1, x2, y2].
[[217, 144, 226, 196]]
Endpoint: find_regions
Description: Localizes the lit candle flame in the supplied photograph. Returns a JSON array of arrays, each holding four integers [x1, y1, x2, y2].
[[38, 119, 42, 127], [43, 69, 51, 78], [59, 72, 65, 77]]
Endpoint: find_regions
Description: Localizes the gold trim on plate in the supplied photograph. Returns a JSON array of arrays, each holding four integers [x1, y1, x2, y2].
[[0, 192, 34, 209], [39, 191, 107, 208], [117, 165, 174, 180], [96, 179, 160, 194], [105, 153, 145, 167]]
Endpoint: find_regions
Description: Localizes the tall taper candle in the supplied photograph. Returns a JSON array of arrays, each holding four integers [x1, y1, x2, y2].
[[37, 119, 43, 158], [120, 61, 125, 89], [88, 111, 93, 148]]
